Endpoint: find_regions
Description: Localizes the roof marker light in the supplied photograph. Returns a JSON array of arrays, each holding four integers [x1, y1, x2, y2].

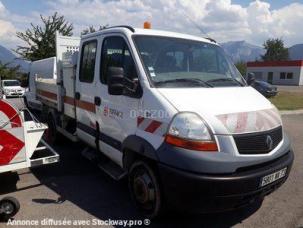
[[144, 21, 151, 29]]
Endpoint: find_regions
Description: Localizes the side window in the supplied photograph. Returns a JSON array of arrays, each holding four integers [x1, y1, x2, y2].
[[100, 36, 138, 84], [79, 40, 97, 83]]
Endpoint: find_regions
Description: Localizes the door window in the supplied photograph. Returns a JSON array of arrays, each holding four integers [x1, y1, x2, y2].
[[100, 36, 138, 84], [79, 40, 97, 83]]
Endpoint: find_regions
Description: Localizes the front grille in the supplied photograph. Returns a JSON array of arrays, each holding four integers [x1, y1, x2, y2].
[[233, 126, 283, 154]]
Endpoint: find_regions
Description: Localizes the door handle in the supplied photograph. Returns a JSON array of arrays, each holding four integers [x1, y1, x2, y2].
[[94, 96, 101, 106], [75, 92, 81, 100]]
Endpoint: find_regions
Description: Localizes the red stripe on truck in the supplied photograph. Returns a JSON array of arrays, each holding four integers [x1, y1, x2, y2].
[[75, 100, 96, 113], [64, 96, 75, 106], [145, 120, 162, 133], [137, 116, 145, 126], [36, 90, 95, 113], [37, 89, 57, 100], [64, 96, 95, 113]]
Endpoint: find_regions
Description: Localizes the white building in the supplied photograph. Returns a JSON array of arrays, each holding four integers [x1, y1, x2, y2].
[[246, 60, 303, 85]]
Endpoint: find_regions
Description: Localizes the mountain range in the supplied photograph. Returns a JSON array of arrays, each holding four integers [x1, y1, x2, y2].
[[0, 41, 303, 73], [0, 45, 29, 72], [221, 41, 265, 62], [221, 41, 303, 62]]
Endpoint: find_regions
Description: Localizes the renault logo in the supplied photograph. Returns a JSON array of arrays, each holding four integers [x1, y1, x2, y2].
[[266, 135, 273, 150]]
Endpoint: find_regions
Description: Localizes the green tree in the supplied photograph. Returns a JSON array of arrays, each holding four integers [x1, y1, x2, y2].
[[235, 61, 247, 76], [81, 25, 108, 35], [15, 12, 73, 61], [261, 38, 289, 61], [0, 61, 20, 80]]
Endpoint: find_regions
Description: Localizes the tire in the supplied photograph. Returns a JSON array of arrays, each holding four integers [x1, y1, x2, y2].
[[0, 197, 20, 221], [128, 160, 165, 219], [44, 114, 58, 144]]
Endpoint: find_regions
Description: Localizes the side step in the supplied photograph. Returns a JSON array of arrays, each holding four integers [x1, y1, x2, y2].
[[57, 126, 78, 142], [81, 147, 126, 181]]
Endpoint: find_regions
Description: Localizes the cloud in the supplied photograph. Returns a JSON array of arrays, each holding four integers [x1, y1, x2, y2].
[[0, 1, 38, 48], [0, 20, 15, 36], [0, 0, 303, 49], [0, 2, 18, 47], [44, 0, 303, 46], [0, 0, 6, 14]]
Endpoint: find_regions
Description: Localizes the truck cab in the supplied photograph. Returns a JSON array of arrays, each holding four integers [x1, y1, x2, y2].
[[36, 26, 294, 218]]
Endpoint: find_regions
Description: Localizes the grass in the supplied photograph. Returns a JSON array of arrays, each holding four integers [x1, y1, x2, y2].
[[269, 91, 303, 110]]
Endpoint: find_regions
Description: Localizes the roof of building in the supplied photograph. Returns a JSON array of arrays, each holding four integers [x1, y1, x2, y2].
[[247, 60, 303, 67]]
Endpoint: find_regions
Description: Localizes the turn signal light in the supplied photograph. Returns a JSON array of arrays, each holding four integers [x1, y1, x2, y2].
[[165, 135, 218, 152]]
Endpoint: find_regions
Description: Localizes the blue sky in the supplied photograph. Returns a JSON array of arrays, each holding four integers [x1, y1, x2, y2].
[[0, 0, 302, 48], [1, 0, 47, 15], [233, 0, 301, 9]]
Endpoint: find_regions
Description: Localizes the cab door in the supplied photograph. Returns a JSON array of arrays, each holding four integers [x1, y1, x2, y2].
[[95, 35, 142, 166], [75, 39, 99, 148]]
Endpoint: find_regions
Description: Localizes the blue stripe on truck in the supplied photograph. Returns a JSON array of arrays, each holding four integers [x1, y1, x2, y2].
[[77, 122, 122, 151]]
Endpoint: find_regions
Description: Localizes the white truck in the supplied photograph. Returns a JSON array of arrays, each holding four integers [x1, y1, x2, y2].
[[24, 57, 57, 111], [30, 26, 293, 218]]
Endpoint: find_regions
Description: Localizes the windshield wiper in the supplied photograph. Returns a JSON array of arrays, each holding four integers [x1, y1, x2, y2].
[[206, 78, 244, 86], [155, 78, 213, 87]]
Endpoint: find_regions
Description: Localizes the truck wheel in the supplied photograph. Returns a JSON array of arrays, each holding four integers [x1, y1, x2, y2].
[[0, 197, 20, 221], [44, 114, 57, 144], [128, 160, 164, 219]]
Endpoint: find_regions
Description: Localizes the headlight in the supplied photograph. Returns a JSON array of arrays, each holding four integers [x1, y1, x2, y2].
[[165, 112, 218, 151]]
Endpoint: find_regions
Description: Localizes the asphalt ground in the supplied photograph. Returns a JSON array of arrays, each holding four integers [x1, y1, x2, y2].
[[0, 98, 302, 228]]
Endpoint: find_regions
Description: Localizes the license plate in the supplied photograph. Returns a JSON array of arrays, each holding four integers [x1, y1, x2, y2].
[[260, 167, 287, 187], [45, 157, 59, 164]]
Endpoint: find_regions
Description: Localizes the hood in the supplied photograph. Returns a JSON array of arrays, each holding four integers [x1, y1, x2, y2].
[[158, 86, 281, 135]]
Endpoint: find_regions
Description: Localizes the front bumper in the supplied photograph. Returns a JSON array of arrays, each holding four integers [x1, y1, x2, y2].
[[265, 90, 278, 97], [158, 149, 294, 213], [4, 92, 24, 97]]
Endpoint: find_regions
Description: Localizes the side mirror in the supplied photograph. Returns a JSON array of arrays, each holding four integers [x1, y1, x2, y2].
[[108, 67, 124, 95], [246, 72, 256, 85]]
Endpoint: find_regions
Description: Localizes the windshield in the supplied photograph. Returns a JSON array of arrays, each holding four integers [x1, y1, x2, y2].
[[3, 80, 20, 87], [133, 36, 246, 88]]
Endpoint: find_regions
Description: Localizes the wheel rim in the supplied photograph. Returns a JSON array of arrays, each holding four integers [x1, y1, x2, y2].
[[132, 167, 156, 210], [1, 202, 14, 215]]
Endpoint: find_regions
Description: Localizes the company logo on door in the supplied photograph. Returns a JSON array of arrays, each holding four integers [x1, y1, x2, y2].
[[104, 106, 123, 119], [104, 106, 109, 116]]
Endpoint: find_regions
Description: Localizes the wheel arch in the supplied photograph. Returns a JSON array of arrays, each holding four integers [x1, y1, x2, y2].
[[122, 135, 159, 170]]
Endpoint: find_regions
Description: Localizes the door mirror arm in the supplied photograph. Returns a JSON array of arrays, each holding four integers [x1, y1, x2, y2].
[[123, 78, 139, 93]]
